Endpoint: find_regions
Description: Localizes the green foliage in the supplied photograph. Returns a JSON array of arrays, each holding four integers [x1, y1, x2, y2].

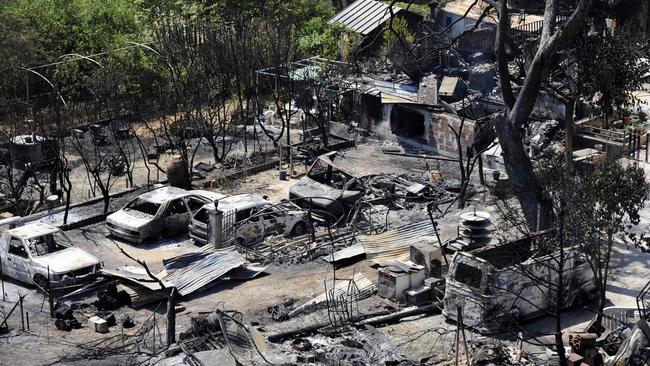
[[388, 2, 431, 17], [588, 159, 649, 232], [0, 0, 344, 119], [576, 31, 650, 119], [2, 0, 143, 59], [299, 19, 343, 59], [381, 16, 415, 60]]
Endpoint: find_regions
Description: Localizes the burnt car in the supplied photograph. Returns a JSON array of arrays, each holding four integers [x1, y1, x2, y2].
[[289, 151, 363, 221], [443, 233, 596, 333], [189, 194, 309, 246], [0, 222, 102, 289], [107, 186, 225, 243]]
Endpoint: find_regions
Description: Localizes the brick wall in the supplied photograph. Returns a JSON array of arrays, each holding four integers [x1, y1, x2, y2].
[[428, 112, 477, 157]]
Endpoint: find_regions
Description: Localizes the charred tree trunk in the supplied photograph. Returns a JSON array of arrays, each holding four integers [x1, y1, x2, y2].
[[554, 201, 567, 366], [565, 99, 576, 169], [595, 230, 614, 331], [493, 0, 593, 230], [495, 117, 552, 229], [167, 288, 177, 346]]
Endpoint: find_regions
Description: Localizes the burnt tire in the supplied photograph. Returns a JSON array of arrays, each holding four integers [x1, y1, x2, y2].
[[291, 222, 307, 236], [235, 237, 247, 247]]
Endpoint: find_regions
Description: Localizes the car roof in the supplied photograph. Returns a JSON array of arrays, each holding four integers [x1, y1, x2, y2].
[[139, 186, 191, 204], [9, 222, 59, 240], [190, 190, 227, 201], [204, 194, 269, 212]]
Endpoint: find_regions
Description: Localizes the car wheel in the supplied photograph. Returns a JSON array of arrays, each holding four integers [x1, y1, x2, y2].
[[33, 274, 48, 293], [291, 222, 307, 236]]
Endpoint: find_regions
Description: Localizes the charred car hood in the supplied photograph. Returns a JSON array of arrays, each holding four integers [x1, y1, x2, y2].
[[289, 178, 362, 207], [32, 247, 100, 274], [107, 209, 154, 229]]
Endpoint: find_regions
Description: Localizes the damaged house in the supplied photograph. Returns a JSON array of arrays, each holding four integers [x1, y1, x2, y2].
[[341, 73, 486, 157]]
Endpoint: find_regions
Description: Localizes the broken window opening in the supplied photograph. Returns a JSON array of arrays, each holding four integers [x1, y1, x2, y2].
[[126, 198, 161, 216], [390, 105, 426, 140], [9, 238, 28, 258], [472, 235, 535, 269], [187, 197, 207, 211], [455, 263, 483, 289], [235, 209, 252, 222], [27, 232, 71, 257], [194, 208, 208, 223], [166, 199, 188, 216], [307, 159, 355, 189]]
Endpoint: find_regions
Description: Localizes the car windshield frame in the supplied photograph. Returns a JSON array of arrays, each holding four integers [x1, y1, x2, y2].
[[454, 262, 484, 290], [26, 231, 73, 258], [125, 197, 162, 216]]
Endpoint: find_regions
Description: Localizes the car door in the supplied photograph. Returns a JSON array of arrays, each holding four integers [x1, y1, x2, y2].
[[261, 204, 286, 236], [186, 195, 209, 214], [163, 198, 192, 234], [5, 237, 32, 283], [238, 207, 265, 244]]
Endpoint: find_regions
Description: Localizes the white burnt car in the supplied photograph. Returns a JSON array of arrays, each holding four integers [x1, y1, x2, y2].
[[189, 194, 309, 246], [0, 222, 102, 289], [107, 186, 225, 243]]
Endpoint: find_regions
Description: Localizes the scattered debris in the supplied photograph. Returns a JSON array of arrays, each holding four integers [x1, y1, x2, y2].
[[89, 315, 109, 334], [161, 246, 246, 296], [288, 273, 376, 318]]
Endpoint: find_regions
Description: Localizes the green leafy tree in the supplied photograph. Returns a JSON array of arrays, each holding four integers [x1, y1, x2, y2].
[[576, 31, 650, 125], [582, 160, 650, 330]]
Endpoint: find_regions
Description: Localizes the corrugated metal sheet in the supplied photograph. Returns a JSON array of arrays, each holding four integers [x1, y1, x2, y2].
[[381, 93, 418, 104], [288, 273, 376, 317], [101, 267, 172, 291], [220, 264, 268, 281], [329, 0, 403, 36], [217, 310, 276, 366], [372, 80, 420, 104], [117, 282, 165, 308], [162, 247, 245, 296], [324, 243, 366, 263], [358, 220, 438, 266]]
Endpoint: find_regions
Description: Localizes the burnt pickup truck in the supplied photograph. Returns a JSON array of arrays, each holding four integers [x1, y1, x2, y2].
[[0, 221, 102, 290]]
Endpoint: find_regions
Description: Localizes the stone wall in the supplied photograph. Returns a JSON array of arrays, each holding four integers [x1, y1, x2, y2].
[[359, 101, 477, 157], [428, 112, 477, 157]]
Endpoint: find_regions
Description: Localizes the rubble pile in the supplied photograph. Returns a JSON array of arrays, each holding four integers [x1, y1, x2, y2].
[[526, 119, 564, 157], [5, 2, 650, 365]]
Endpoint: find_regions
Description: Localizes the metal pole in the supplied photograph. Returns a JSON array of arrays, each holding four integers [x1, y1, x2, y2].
[[455, 308, 460, 366], [254, 71, 260, 154], [19, 295, 24, 331], [47, 266, 54, 318], [26, 312, 29, 331], [153, 311, 156, 354], [459, 308, 470, 366], [289, 145, 294, 177], [477, 156, 485, 185], [645, 133, 650, 163], [0, 258, 5, 301]]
